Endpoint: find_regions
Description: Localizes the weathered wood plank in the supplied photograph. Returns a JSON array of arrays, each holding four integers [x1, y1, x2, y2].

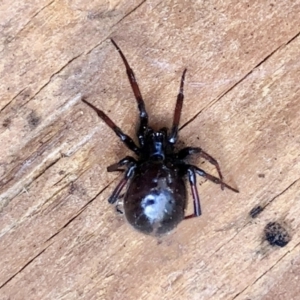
[[0, 0, 300, 299]]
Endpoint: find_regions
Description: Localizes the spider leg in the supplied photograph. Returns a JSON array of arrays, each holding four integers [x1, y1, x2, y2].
[[184, 167, 202, 219], [177, 147, 200, 159], [114, 193, 125, 214], [116, 199, 124, 214], [82, 99, 140, 156], [110, 39, 148, 147], [169, 69, 187, 144], [108, 162, 136, 204], [184, 164, 238, 219], [107, 156, 137, 172], [177, 147, 225, 190], [188, 165, 239, 193]]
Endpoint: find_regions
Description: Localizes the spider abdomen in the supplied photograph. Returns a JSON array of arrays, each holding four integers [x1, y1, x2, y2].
[[124, 161, 187, 235]]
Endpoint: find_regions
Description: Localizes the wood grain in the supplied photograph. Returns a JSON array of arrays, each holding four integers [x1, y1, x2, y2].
[[1, 0, 300, 299]]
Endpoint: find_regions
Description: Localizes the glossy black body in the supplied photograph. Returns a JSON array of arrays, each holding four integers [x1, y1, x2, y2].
[[124, 161, 187, 235], [82, 39, 239, 236]]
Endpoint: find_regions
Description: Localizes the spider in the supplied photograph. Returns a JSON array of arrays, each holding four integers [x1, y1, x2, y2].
[[82, 38, 238, 235]]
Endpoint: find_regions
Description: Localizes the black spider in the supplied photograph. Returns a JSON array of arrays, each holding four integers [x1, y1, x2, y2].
[[82, 39, 238, 235]]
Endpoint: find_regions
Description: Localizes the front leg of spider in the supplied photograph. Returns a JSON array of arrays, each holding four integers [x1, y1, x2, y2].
[[110, 39, 148, 147], [108, 162, 136, 204], [107, 156, 137, 172]]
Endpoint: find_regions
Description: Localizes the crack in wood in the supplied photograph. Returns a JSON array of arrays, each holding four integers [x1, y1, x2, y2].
[[43, 182, 112, 244], [232, 249, 292, 300], [85, 1, 148, 57], [209, 178, 299, 259], [0, 88, 26, 113], [0, 128, 64, 189], [0, 181, 112, 289], [0, 154, 61, 213], [0, 159, 62, 239], [263, 178, 300, 211], [113, 0, 147, 28], [20, 53, 83, 109], [0, 243, 53, 289], [284, 30, 300, 47], [1, 0, 55, 48], [179, 32, 300, 133]]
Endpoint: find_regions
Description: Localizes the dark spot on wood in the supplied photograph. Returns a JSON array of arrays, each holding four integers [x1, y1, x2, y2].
[[87, 9, 118, 20], [27, 111, 40, 129], [250, 205, 263, 218], [4, 36, 14, 45], [69, 182, 77, 194], [23, 93, 30, 99], [264, 222, 291, 247], [59, 170, 65, 175], [3, 118, 11, 128], [258, 173, 265, 178]]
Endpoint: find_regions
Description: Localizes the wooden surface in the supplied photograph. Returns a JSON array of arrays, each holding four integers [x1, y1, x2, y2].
[[1, 1, 300, 299]]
